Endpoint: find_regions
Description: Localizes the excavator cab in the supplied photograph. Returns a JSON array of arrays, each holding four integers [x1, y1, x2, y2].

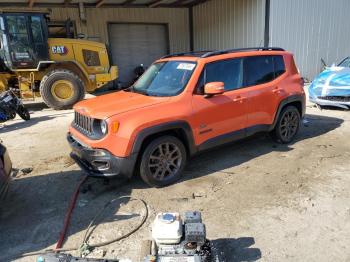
[[0, 9, 118, 110], [0, 11, 49, 70]]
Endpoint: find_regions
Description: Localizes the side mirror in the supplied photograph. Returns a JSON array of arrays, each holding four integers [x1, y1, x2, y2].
[[204, 82, 225, 96]]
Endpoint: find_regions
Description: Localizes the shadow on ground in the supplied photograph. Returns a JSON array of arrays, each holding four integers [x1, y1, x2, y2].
[[0, 112, 72, 133], [0, 113, 343, 260], [180, 113, 343, 183], [0, 171, 138, 261], [212, 237, 261, 262]]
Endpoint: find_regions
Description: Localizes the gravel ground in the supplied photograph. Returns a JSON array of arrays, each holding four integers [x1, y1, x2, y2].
[[0, 93, 349, 262]]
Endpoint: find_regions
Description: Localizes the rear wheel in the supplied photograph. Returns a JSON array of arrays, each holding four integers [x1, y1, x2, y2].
[[16, 106, 30, 121], [40, 69, 85, 110], [140, 136, 187, 187], [271, 105, 300, 144]]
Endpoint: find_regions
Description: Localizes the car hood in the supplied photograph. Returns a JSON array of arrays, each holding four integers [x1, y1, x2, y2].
[[74, 91, 170, 119], [309, 67, 350, 97]]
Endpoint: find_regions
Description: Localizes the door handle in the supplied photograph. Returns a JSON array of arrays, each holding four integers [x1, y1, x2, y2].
[[273, 87, 283, 94], [233, 96, 245, 103]]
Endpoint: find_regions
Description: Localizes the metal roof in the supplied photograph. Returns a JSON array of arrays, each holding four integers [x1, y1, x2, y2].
[[0, 0, 209, 8]]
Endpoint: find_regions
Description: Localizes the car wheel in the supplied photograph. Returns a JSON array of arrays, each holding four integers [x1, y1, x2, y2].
[[139, 136, 187, 187], [271, 105, 300, 144]]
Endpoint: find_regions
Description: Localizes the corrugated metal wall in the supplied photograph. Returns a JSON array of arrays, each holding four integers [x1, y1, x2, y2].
[[270, 0, 350, 80], [193, 0, 266, 50], [47, 7, 189, 53]]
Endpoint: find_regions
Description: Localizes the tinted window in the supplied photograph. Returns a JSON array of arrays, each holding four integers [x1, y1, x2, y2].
[[273, 55, 286, 78], [30, 16, 44, 42], [6, 15, 31, 61], [245, 56, 274, 86], [205, 58, 243, 91], [195, 71, 205, 94]]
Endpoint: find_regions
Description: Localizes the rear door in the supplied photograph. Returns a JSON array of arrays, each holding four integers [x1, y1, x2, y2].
[[243, 55, 286, 131], [191, 58, 250, 148]]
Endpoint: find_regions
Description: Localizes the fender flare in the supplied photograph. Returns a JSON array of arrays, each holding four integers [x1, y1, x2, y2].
[[131, 120, 197, 156], [270, 94, 306, 131], [40, 61, 92, 91]]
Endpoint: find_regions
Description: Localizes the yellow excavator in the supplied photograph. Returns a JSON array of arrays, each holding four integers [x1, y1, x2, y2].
[[0, 9, 118, 109]]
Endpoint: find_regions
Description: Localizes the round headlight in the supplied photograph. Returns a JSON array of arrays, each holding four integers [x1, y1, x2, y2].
[[100, 120, 108, 135]]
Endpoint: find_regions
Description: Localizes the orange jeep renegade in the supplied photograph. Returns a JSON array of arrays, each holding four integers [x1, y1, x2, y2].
[[68, 47, 305, 187]]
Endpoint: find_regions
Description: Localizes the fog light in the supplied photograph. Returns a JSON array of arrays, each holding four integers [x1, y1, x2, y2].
[[92, 160, 110, 170], [91, 149, 107, 157]]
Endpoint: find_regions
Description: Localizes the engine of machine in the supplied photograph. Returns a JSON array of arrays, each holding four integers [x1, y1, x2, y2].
[[150, 211, 208, 259]]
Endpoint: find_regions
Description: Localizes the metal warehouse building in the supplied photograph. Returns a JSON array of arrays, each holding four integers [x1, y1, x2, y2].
[[4, 0, 350, 83]]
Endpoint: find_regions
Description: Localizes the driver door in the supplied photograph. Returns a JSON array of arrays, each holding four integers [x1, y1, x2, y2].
[[191, 58, 249, 149]]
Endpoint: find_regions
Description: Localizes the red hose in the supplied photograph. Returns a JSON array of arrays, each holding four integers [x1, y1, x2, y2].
[[55, 175, 88, 250]]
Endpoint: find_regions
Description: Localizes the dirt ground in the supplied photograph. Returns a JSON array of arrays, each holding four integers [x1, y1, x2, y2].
[[0, 91, 350, 262]]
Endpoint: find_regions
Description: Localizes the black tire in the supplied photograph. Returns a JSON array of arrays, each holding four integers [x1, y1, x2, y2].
[[140, 136, 187, 187], [16, 106, 30, 121], [9, 111, 16, 120], [39, 69, 85, 110], [271, 105, 301, 144]]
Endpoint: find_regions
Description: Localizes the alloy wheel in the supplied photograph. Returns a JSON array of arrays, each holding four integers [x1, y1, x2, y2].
[[148, 142, 182, 181], [280, 110, 299, 141]]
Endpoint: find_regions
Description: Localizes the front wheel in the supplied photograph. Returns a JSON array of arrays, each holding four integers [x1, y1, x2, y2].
[[40, 69, 85, 110], [139, 136, 187, 187], [271, 105, 300, 144], [16, 105, 30, 121]]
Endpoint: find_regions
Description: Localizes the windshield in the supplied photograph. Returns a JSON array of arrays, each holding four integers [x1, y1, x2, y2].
[[338, 57, 350, 67], [133, 61, 196, 97]]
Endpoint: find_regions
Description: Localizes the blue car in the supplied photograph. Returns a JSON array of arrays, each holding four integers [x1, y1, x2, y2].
[[309, 57, 350, 109]]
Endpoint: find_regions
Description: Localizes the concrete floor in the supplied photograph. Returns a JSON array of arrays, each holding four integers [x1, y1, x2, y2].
[[0, 93, 349, 262]]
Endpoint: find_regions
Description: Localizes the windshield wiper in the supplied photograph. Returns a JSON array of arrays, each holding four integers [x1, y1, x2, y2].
[[135, 89, 149, 96], [124, 85, 134, 92], [124, 85, 152, 96]]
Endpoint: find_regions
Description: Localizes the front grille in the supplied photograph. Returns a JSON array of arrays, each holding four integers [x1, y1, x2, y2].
[[318, 96, 350, 102], [74, 111, 94, 135]]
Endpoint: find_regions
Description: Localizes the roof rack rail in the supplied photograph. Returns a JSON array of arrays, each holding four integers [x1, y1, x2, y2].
[[200, 47, 285, 58], [161, 50, 214, 59], [161, 47, 285, 59]]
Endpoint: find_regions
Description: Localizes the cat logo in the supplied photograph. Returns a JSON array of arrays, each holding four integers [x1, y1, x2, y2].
[[51, 46, 68, 55]]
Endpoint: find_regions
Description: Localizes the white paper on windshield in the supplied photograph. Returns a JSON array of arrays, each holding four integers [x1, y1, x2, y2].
[[177, 63, 195, 71]]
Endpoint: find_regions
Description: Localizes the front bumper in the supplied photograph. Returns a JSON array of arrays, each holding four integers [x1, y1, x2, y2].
[[309, 97, 350, 109], [67, 133, 136, 178]]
